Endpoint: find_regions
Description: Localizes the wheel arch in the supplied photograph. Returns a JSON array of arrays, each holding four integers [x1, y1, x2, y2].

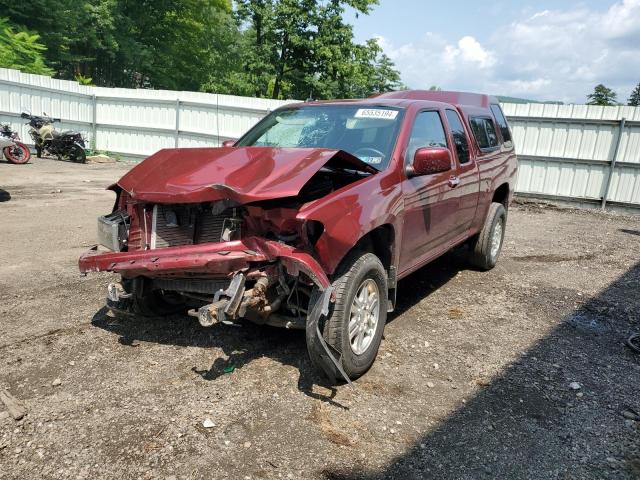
[[330, 223, 398, 311], [492, 182, 510, 208]]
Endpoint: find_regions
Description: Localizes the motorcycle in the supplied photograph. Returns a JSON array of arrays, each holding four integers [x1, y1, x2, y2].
[[21, 112, 87, 163], [0, 123, 31, 164]]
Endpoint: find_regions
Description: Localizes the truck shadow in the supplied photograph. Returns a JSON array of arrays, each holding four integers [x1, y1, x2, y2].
[[323, 260, 640, 479], [91, 251, 469, 407], [0, 188, 11, 202]]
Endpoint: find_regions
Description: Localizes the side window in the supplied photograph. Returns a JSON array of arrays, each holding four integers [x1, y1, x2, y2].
[[445, 109, 470, 164], [406, 111, 447, 163], [470, 117, 499, 150], [490, 104, 512, 144]]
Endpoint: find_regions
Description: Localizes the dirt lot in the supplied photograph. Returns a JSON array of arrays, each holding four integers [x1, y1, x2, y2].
[[0, 158, 639, 480]]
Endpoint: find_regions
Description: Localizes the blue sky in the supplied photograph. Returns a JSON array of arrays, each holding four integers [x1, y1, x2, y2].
[[345, 0, 640, 103]]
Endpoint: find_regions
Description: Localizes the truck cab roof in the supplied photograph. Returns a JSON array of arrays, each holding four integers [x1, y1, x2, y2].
[[286, 90, 499, 114]]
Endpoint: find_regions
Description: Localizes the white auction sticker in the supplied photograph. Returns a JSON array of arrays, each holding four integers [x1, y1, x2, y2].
[[354, 109, 398, 120]]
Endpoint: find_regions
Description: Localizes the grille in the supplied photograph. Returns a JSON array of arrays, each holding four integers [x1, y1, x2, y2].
[[151, 204, 237, 249]]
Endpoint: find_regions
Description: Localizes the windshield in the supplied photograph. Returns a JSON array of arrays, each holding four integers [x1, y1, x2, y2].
[[236, 105, 404, 170]]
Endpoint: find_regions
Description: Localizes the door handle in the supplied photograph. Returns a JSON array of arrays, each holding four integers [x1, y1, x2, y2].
[[448, 176, 460, 188]]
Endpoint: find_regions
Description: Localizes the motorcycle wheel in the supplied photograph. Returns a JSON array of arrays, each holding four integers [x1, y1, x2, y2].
[[3, 143, 31, 164], [67, 143, 86, 163]]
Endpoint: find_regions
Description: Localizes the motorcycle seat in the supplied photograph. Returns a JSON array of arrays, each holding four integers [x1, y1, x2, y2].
[[52, 130, 79, 138]]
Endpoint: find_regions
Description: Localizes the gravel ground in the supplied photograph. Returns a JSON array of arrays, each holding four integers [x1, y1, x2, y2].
[[0, 158, 639, 480]]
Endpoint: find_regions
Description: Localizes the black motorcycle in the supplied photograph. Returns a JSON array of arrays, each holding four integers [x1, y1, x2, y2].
[[21, 112, 87, 163]]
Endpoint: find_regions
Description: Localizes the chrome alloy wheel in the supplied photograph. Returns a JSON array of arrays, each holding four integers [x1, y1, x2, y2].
[[348, 278, 380, 355], [490, 218, 504, 260]]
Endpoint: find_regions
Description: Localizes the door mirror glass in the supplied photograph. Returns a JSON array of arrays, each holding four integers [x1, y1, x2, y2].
[[410, 147, 452, 176]]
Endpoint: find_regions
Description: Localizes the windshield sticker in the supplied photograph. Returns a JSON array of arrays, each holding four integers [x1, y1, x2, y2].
[[355, 109, 398, 120], [358, 156, 383, 165]]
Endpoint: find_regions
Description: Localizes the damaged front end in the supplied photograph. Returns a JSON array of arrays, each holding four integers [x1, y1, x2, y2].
[[80, 207, 332, 330], [80, 147, 374, 317], [79, 146, 376, 384]]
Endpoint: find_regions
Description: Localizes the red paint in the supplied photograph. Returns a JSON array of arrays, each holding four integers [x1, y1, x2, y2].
[[117, 147, 375, 204], [80, 90, 517, 293], [79, 236, 330, 289]]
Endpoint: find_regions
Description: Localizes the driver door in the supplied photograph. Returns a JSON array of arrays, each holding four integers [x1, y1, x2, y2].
[[399, 110, 458, 274]]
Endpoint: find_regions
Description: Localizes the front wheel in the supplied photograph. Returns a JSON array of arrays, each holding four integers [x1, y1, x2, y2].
[[3, 142, 31, 164], [67, 143, 86, 163], [468, 202, 507, 270], [307, 251, 387, 382]]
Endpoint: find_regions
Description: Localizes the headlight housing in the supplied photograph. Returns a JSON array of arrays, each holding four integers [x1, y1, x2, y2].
[[97, 210, 130, 251]]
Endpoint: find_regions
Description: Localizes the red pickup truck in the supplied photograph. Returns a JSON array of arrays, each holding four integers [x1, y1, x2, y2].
[[79, 90, 517, 383]]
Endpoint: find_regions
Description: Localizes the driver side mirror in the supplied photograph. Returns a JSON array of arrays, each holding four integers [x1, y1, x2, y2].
[[407, 147, 452, 177], [221, 139, 235, 147]]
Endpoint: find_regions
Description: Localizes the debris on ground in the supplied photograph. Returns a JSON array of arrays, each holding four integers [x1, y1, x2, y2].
[[86, 154, 116, 164], [0, 389, 26, 420], [202, 418, 215, 428]]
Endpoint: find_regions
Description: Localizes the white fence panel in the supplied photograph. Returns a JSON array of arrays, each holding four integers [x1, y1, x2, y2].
[[1, 68, 639, 210], [0, 68, 293, 160], [503, 102, 640, 209]]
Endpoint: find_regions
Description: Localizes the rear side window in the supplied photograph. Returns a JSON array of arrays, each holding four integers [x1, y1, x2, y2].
[[490, 104, 512, 144], [470, 117, 499, 150], [445, 109, 470, 164], [406, 111, 448, 163]]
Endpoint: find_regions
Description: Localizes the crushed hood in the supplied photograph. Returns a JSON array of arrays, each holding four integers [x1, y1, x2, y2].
[[117, 147, 377, 204]]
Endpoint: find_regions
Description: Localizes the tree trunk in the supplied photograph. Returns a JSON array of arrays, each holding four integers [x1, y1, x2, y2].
[[272, 33, 288, 99]]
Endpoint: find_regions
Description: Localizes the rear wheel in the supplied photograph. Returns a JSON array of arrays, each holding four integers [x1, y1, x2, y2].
[[3, 143, 31, 164], [468, 202, 507, 270], [67, 143, 86, 163], [307, 251, 387, 381]]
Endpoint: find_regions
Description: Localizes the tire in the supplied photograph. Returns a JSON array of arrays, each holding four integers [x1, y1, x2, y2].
[[3, 143, 31, 164], [308, 251, 388, 381], [36, 146, 42, 158], [67, 143, 86, 163], [469, 202, 507, 270]]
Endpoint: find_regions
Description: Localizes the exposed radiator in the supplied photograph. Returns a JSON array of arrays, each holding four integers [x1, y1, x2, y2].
[[151, 204, 237, 249], [152, 277, 229, 294]]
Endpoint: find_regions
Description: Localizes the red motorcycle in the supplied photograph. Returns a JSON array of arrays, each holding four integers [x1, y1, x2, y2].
[[0, 123, 31, 164]]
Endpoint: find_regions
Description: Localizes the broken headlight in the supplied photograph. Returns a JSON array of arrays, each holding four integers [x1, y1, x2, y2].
[[97, 210, 130, 251]]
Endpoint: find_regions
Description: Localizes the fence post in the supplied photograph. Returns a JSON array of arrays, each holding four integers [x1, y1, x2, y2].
[[174, 99, 180, 147], [601, 117, 626, 210], [91, 94, 97, 151]]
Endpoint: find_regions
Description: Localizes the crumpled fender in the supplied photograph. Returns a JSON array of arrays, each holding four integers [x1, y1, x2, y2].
[[78, 236, 330, 290]]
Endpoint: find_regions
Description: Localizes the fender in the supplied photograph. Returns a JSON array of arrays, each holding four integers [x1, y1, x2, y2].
[[297, 170, 404, 274]]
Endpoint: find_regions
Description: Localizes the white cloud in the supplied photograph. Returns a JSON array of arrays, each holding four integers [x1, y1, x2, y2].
[[375, 0, 640, 103], [456, 36, 495, 68]]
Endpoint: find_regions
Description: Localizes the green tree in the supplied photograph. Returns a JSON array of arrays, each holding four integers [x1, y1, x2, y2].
[[628, 83, 640, 107], [111, 0, 235, 90], [0, 17, 53, 75], [0, 0, 400, 99], [230, 0, 401, 100], [586, 84, 617, 106], [0, 0, 237, 90], [0, 0, 85, 74]]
